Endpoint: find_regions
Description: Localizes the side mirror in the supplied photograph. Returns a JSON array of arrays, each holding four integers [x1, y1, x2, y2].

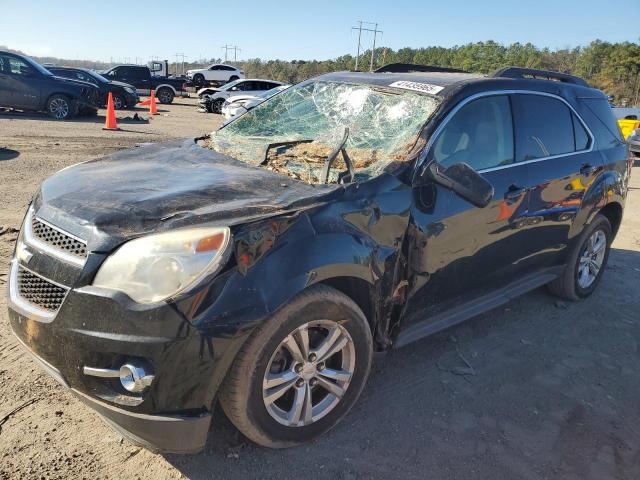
[[423, 161, 494, 208], [230, 86, 239, 91]]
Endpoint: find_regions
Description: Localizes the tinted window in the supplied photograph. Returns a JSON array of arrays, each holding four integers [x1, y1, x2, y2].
[[581, 98, 624, 148], [572, 113, 589, 150], [4, 56, 34, 76], [220, 65, 235, 71], [238, 81, 256, 91], [515, 95, 575, 161], [432, 95, 514, 171]]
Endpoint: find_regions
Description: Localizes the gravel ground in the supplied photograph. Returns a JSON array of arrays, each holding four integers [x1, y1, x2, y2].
[[1, 100, 639, 480]]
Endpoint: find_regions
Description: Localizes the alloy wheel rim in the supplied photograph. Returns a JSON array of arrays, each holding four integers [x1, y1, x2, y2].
[[578, 229, 606, 289], [113, 96, 123, 109], [50, 98, 69, 119], [159, 91, 171, 103], [263, 320, 355, 427]]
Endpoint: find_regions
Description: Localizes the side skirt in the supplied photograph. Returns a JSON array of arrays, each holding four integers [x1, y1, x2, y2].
[[393, 267, 562, 349]]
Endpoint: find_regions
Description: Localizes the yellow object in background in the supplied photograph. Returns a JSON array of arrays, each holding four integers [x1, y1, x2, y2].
[[618, 119, 640, 139]]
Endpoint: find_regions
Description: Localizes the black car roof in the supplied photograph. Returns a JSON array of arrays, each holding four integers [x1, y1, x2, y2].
[[316, 70, 604, 99], [319, 71, 482, 92]]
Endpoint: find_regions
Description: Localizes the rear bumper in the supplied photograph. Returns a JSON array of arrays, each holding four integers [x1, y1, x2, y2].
[[11, 328, 212, 453]]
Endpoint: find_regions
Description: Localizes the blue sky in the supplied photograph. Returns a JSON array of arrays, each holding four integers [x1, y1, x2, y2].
[[3, 0, 639, 62]]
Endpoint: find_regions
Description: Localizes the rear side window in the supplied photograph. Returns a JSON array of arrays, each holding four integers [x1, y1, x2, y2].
[[580, 98, 624, 148], [431, 95, 514, 171], [514, 95, 576, 161]]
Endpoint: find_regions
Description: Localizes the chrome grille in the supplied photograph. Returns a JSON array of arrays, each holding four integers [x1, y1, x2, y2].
[[31, 216, 87, 258], [16, 265, 68, 312]]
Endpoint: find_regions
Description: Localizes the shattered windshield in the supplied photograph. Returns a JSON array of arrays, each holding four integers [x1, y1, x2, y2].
[[209, 80, 440, 183]]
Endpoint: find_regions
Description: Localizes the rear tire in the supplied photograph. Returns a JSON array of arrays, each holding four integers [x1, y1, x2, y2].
[[229, 75, 239, 82], [548, 214, 612, 300], [219, 284, 373, 448], [156, 88, 174, 104]]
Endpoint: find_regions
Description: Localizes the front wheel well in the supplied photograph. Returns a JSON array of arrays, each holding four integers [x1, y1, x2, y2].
[[598, 202, 623, 237], [319, 277, 375, 331]]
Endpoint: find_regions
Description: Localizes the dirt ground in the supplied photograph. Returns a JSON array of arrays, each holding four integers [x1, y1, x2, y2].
[[1, 99, 639, 480]]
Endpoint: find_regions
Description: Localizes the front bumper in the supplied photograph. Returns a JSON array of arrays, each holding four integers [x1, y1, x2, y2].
[[6, 235, 244, 453], [10, 330, 211, 453]]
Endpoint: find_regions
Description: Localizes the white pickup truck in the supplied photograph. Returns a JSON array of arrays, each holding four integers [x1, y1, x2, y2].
[[186, 64, 245, 86]]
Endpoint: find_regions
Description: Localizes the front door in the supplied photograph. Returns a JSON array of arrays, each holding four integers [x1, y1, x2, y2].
[[0, 54, 41, 109], [404, 93, 533, 326]]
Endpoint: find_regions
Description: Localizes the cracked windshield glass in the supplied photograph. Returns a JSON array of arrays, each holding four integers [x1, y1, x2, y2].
[[209, 81, 440, 183]]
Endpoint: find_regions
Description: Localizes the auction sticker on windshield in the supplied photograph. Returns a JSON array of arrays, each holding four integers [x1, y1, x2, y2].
[[388, 81, 444, 95]]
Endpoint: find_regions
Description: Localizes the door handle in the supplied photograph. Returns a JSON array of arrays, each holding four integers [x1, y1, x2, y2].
[[580, 164, 599, 176], [504, 185, 526, 201]]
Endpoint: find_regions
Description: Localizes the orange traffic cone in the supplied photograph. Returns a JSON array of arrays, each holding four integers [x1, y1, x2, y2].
[[103, 92, 120, 130], [138, 97, 151, 106], [149, 89, 158, 115]]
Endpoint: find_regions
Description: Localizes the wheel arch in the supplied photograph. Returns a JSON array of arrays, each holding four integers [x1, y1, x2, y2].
[[154, 83, 177, 94], [597, 201, 623, 237]]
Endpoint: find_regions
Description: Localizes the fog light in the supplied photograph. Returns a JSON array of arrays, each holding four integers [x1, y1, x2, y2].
[[119, 362, 154, 393]]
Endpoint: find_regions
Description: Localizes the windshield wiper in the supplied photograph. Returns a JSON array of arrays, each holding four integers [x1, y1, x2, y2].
[[321, 127, 354, 184], [261, 139, 314, 166]]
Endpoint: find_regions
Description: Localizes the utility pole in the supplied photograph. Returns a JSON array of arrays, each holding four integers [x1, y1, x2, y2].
[[369, 23, 382, 72], [221, 45, 241, 62], [351, 21, 382, 72]]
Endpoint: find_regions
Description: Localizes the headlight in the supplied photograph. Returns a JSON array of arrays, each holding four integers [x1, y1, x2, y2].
[[93, 227, 231, 304], [124, 87, 135, 94]]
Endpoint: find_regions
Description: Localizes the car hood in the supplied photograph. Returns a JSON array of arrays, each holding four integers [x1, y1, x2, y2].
[[51, 75, 97, 90], [197, 87, 221, 96], [33, 139, 341, 252], [227, 94, 261, 104], [108, 80, 136, 89]]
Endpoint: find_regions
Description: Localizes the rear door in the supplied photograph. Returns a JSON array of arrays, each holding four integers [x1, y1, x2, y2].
[[511, 92, 601, 270]]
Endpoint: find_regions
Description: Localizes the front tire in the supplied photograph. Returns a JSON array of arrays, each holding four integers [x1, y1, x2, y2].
[[46, 94, 75, 120], [219, 284, 373, 448], [193, 74, 205, 86], [111, 93, 125, 110], [156, 88, 174, 104], [211, 98, 225, 114], [548, 214, 612, 300]]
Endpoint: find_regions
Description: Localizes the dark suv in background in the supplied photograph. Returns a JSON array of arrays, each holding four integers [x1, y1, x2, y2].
[[0, 51, 99, 120], [7, 66, 630, 453], [47, 67, 139, 110]]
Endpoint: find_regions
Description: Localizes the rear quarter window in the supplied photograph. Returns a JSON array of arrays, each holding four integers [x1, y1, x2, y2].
[[579, 98, 624, 148]]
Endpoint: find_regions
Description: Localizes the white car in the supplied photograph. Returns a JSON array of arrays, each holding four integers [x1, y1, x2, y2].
[[186, 64, 245, 86], [199, 79, 285, 113], [222, 85, 290, 120]]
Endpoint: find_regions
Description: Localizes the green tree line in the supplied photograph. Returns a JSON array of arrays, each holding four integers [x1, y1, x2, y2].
[[236, 40, 640, 106]]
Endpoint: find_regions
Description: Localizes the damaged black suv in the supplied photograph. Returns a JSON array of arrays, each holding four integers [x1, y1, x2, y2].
[[8, 67, 630, 453]]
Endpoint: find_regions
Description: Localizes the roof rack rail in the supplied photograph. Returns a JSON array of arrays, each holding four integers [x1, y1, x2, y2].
[[491, 67, 589, 87], [375, 63, 466, 74]]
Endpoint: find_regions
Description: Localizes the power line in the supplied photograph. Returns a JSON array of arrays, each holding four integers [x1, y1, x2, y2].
[[221, 45, 241, 62], [351, 21, 382, 72]]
